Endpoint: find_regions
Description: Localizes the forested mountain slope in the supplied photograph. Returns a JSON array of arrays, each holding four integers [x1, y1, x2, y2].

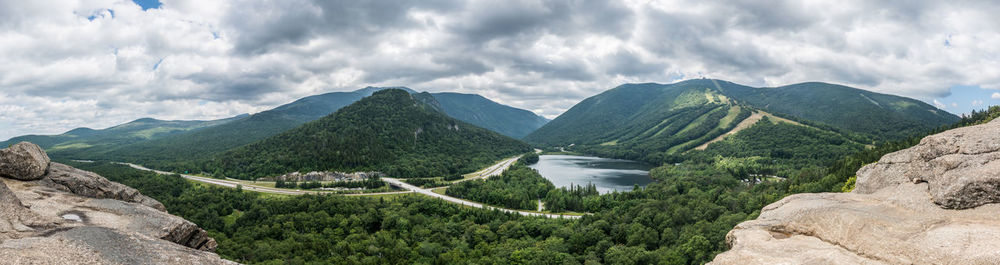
[[713, 80, 957, 140], [525, 79, 958, 165], [213, 89, 531, 179], [94, 87, 406, 168], [432, 92, 549, 139]]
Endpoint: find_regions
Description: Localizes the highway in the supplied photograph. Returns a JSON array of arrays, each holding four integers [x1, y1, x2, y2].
[[382, 177, 580, 219], [453, 156, 520, 182], [119, 163, 317, 195], [117, 150, 580, 219]]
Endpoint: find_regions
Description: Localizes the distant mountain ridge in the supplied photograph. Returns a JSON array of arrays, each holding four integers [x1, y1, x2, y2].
[[4, 86, 546, 171], [214, 89, 531, 179], [432, 92, 549, 139], [0, 115, 245, 152]]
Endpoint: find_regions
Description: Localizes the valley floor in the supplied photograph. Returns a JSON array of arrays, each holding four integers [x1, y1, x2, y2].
[[119, 153, 581, 219]]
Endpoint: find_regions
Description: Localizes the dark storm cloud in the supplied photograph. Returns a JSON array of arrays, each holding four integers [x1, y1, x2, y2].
[[606, 50, 667, 76], [451, 0, 634, 44], [226, 0, 458, 54]]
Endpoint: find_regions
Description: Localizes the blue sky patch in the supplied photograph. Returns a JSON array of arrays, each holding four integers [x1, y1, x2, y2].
[[132, 0, 162, 11], [153, 58, 165, 70], [86, 9, 114, 21], [931, 85, 1000, 116]]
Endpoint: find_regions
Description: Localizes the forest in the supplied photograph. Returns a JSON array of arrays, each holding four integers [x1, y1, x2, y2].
[[446, 163, 554, 210]]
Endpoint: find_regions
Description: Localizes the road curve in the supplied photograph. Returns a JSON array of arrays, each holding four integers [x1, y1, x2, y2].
[[382, 177, 580, 219], [120, 163, 417, 196], [118, 151, 581, 219], [118, 163, 317, 195]]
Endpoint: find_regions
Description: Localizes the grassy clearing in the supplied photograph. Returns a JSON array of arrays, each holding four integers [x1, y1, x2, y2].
[[50, 142, 93, 150]]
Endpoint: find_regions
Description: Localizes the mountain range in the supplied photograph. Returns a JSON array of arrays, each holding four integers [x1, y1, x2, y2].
[[525, 79, 958, 164], [3, 79, 960, 177], [213, 89, 531, 179], [2, 87, 548, 169]]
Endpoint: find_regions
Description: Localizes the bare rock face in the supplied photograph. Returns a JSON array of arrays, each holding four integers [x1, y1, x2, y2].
[[38, 162, 166, 211], [712, 119, 1000, 265], [0, 142, 50, 181], [0, 142, 233, 264], [855, 119, 1000, 209], [0, 180, 57, 240]]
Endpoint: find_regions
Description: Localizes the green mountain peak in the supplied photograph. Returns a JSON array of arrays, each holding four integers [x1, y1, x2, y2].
[[214, 88, 531, 179]]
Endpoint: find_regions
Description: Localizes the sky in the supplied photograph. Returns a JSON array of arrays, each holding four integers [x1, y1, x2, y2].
[[2, 0, 1000, 140]]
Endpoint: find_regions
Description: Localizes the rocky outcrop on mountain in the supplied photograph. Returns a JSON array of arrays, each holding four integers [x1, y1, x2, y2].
[[711, 119, 1000, 265], [260, 170, 384, 182], [37, 163, 166, 211], [0, 142, 234, 264], [0, 142, 50, 181]]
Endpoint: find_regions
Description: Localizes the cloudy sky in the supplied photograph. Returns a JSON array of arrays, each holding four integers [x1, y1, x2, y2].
[[2, 0, 1000, 140]]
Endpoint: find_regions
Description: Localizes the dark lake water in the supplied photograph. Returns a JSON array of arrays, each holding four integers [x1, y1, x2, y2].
[[528, 155, 654, 194]]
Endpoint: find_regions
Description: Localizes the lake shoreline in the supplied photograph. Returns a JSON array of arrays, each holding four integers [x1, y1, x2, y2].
[[528, 154, 654, 194]]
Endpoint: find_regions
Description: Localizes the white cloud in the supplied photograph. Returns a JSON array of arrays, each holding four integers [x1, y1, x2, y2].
[[973, 99, 984, 106], [993, 92, 1000, 99], [934, 99, 947, 109], [3, 0, 1000, 140]]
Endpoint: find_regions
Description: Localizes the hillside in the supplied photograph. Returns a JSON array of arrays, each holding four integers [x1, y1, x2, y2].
[[93, 87, 401, 168], [432, 92, 549, 139], [0, 116, 244, 157], [213, 89, 531, 179], [525, 79, 957, 164], [713, 80, 958, 140]]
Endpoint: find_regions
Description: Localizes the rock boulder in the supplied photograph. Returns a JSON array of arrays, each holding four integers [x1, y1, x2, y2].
[[38, 163, 166, 211], [0, 142, 233, 264], [0, 142, 50, 181]]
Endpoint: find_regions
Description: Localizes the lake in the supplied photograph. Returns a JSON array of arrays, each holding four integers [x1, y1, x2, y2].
[[528, 155, 654, 194]]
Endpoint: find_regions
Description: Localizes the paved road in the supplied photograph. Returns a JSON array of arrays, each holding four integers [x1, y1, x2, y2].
[[453, 156, 520, 183], [382, 177, 580, 219], [119, 163, 317, 195], [120, 163, 414, 196], [119, 150, 581, 219]]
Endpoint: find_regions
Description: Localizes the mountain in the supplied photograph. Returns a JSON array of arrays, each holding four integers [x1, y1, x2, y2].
[[432, 92, 549, 139], [0, 116, 244, 155], [90, 87, 544, 170], [712, 80, 958, 139], [95, 87, 408, 167], [213, 89, 532, 180], [524, 79, 958, 164]]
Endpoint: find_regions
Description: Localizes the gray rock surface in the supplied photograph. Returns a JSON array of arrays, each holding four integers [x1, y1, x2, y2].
[[0, 142, 233, 264], [38, 162, 166, 211], [0, 180, 56, 240], [855, 118, 1000, 209], [712, 119, 1000, 265], [0, 142, 50, 181]]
